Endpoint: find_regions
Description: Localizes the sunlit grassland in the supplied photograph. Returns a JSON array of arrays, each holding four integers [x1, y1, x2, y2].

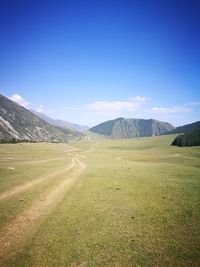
[[0, 143, 72, 192], [1, 136, 200, 266], [0, 143, 73, 229]]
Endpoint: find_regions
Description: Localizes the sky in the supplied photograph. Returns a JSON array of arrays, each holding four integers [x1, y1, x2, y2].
[[0, 0, 200, 127]]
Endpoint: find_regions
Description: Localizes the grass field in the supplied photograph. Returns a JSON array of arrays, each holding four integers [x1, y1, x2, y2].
[[0, 135, 200, 266]]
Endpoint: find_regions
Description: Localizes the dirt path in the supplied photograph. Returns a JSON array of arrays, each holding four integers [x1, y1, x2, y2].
[[0, 156, 86, 264], [10, 157, 67, 165], [0, 158, 76, 202], [0, 147, 79, 165], [0, 141, 96, 202], [82, 141, 100, 154], [0, 141, 99, 264]]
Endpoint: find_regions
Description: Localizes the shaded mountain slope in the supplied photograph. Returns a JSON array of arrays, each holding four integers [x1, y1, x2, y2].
[[90, 117, 175, 139], [31, 110, 88, 132], [172, 126, 200, 147], [0, 94, 83, 142], [165, 121, 200, 135]]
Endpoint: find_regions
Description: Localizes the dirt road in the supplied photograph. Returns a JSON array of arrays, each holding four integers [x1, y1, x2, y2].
[[0, 158, 76, 202], [0, 155, 86, 264], [0, 141, 100, 265]]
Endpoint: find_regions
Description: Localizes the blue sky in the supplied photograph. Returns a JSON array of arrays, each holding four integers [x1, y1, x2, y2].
[[0, 0, 200, 126]]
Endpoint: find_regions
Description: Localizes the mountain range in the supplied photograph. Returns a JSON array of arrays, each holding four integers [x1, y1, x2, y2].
[[89, 117, 175, 139], [31, 110, 88, 132], [163, 121, 200, 135], [0, 94, 84, 142], [0, 93, 199, 143]]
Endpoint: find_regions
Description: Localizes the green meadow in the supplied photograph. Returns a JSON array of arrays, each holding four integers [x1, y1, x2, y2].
[[0, 135, 200, 266]]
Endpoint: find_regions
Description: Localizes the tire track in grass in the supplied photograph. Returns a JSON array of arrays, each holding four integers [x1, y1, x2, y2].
[[8, 157, 67, 165], [81, 141, 100, 154], [0, 158, 76, 202], [0, 157, 86, 264], [0, 141, 97, 264]]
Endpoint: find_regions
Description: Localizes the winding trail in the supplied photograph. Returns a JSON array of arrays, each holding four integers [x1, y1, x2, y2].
[[0, 158, 76, 202], [0, 146, 80, 202], [0, 156, 86, 264], [1, 157, 65, 165], [0, 141, 99, 264]]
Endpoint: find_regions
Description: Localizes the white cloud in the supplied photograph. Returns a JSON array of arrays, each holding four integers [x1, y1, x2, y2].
[[36, 104, 44, 113], [61, 106, 82, 111], [185, 101, 200, 107], [9, 94, 29, 108], [86, 96, 148, 114], [129, 96, 148, 103], [151, 100, 200, 114], [151, 106, 190, 114]]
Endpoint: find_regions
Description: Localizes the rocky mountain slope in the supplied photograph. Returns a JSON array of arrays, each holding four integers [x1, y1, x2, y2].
[[164, 121, 200, 135], [0, 94, 84, 142], [90, 117, 175, 139], [31, 110, 88, 132]]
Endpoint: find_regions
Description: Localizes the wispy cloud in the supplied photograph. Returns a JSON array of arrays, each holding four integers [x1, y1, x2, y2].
[[185, 101, 200, 107], [61, 106, 82, 111], [151, 100, 200, 114], [9, 94, 29, 108], [86, 96, 148, 114], [36, 104, 44, 113], [152, 106, 190, 113]]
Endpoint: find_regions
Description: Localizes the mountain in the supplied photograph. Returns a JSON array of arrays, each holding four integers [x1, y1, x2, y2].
[[172, 126, 200, 147], [31, 110, 89, 132], [0, 94, 84, 142], [89, 117, 175, 139], [164, 121, 200, 135]]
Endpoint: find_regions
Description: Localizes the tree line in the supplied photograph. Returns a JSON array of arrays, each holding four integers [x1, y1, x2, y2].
[[171, 127, 200, 147], [0, 138, 37, 144]]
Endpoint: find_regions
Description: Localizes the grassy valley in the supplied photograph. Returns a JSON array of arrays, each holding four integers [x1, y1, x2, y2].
[[0, 135, 200, 266], [1, 0, 200, 266]]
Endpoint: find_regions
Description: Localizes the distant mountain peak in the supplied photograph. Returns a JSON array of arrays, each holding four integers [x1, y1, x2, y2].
[[31, 110, 89, 132], [90, 117, 175, 139]]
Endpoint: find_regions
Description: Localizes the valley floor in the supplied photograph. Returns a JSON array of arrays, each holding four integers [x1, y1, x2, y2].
[[0, 135, 200, 266]]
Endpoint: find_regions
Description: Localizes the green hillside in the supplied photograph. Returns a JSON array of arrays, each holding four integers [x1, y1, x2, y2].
[[165, 121, 200, 135], [172, 127, 200, 147]]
